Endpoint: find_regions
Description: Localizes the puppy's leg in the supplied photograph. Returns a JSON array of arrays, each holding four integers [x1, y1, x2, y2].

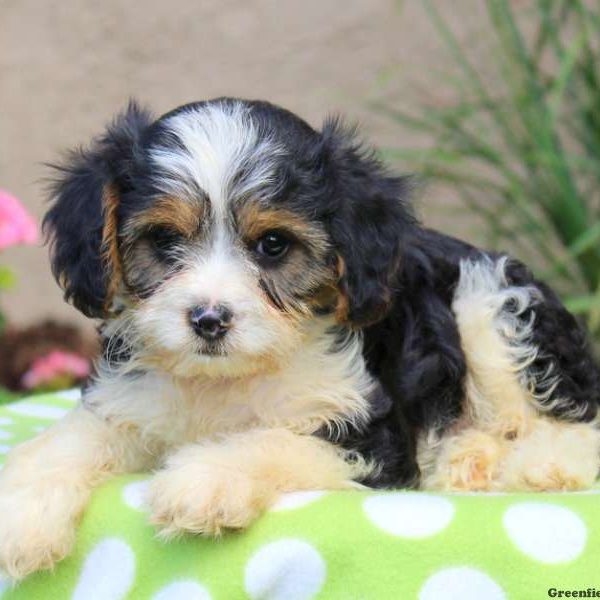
[[0, 407, 150, 579], [426, 257, 600, 492], [452, 257, 539, 436], [419, 258, 537, 491], [148, 428, 372, 537]]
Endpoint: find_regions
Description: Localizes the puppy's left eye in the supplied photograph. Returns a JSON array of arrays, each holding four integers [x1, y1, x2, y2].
[[255, 231, 290, 260]]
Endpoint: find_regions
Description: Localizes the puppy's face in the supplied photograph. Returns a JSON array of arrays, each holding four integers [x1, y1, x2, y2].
[[45, 99, 412, 377]]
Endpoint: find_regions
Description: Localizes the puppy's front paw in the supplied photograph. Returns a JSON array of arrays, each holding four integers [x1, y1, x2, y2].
[[0, 485, 76, 580], [147, 463, 267, 538]]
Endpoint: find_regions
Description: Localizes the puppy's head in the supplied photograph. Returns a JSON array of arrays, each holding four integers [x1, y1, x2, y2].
[[44, 98, 413, 377]]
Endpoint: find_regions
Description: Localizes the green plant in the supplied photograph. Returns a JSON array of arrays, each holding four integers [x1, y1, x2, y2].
[[379, 0, 600, 339]]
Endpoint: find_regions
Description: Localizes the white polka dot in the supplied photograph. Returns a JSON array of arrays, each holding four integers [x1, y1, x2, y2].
[[123, 480, 150, 511], [153, 581, 212, 600], [245, 539, 326, 600], [270, 491, 327, 512], [57, 388, 82, 402], [363, 493, 454, 538], [0, 417, 13, 426], [503, 502, 587, 564], [0, 445, 11, 455], [420, 567, 505, 600], [72, 538, 136, 600], [0, 430, 12, 441], [7, 402, 69, 420], [152, 581, 211, 600]]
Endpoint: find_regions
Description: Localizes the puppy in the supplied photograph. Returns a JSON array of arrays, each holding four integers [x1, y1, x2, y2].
[[0, 98, 599, 579]]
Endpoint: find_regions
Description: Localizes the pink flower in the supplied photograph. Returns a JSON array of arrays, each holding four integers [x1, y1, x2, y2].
[[21, 350, 91, 390], [0, 189, 38, 250]]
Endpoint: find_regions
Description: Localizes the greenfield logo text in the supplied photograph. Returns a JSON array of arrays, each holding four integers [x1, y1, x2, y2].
[[548, 589, 600, 598]]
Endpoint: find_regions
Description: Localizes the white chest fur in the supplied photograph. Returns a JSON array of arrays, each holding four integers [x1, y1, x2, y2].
[[85, 324, 374, 450]]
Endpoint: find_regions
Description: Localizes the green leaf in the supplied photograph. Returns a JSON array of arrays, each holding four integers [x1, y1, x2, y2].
[[564, 294, 600, 315], [0, 267, 17, 290], [547, 32, 586, 124]]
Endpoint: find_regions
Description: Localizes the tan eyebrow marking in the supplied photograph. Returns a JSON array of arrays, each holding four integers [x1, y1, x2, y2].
[[236, 202, 329, 249], [129, 196, 205, 237]]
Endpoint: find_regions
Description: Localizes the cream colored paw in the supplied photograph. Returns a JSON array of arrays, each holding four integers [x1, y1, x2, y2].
[[0, 486, 77, 580], [500, 420, 600, 491], [147, 463, 268, 538], [422, 429, 506, 492]]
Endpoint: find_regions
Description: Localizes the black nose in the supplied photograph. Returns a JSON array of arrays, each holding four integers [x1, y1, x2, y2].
[[189, 305, 233, 341]]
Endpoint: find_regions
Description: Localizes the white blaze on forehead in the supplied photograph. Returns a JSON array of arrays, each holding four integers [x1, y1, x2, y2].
[[150, 101, 283, 219]]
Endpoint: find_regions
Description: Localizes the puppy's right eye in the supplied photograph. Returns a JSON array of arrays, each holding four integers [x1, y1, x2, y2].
[[147, 227, 181, 252]]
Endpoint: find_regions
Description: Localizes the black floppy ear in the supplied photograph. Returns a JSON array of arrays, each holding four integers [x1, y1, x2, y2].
[[44, 101, 152, 318], [321, 119, 415, 327]]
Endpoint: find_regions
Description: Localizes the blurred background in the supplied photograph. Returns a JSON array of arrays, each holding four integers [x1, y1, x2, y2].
[[1, 0, 599, 397]]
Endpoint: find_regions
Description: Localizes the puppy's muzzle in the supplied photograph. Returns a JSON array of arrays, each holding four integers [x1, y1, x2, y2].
[[188, 305, 233, 341]]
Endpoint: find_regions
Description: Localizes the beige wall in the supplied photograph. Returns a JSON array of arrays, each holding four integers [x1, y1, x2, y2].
[[0, 0, 486, 330]]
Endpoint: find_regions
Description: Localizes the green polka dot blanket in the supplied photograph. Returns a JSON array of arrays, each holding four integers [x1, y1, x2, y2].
[[0, 392, 599, 600]]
